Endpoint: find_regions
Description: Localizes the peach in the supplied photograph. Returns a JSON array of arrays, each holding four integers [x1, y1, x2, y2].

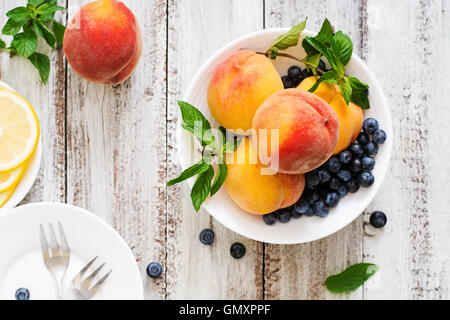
[[63, 0, 142, 85], [224, 137, 305, 215], [298, 77, 364, 154], [207, 50, 284, 132], [252, 89, 339, 174]]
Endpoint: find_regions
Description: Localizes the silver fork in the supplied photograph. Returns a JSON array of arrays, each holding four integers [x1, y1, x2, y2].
[[67, 256, 112, 300], [40, 223, 70, 300]]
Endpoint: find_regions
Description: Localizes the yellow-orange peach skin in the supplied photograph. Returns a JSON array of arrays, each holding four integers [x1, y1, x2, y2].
[[298, 77, 364, 154], [63, 0, 142, 85], [207, 50, 284, 132], [224, 137, 305, 215], [252, 89, 339, 174]]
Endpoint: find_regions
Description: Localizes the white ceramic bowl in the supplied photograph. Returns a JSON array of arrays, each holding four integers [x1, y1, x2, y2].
[[0, 81, 42, 212], [178, 29, 393, 244]]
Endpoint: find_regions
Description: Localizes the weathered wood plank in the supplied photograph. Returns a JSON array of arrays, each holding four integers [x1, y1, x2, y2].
[[264, 0, 364, 300], [166, 0, 264, 299], [362, 0, 450, 299], [65, 0, 167, 299], [0, 0, 66, 204]]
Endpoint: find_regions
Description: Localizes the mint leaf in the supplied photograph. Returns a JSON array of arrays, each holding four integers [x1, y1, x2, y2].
[[331, 31, 353, 65], [0, 38, 6, 49], [6, 7, 29, 21], [308, 69, 339, 93], [303, 36, 329, 57], [339, 76, 352, 105], [28, 52, 50, 84], [348, 76, 369, 91], [271, 18, 307, 50], [315, 18, 334, 44], [28, 0, 46, 7], [2, 18, 29, 36], [11, 29, 37, 57], [190, 165, 214, 212], [348, 76, 370, 109], [33, 20, 55, 48], [324, 263, 379, 293], [52, 20, 65, 48], [167, 160, 211, 187], [36, 4, 65, 16], [303, 53, 321, 72], [178, 101, 215, 147], [210, 163, 227, 197]]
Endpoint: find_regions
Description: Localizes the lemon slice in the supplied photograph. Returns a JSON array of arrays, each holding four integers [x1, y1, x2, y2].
[[0, 186, 15, 208], [0, 162, 26, 192], [0, 90, 39, 171]]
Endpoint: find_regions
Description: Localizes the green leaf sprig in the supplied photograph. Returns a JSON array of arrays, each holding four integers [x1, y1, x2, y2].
[[261, 18, 371, 110], [324, 263, 379, 293], [167, 101, 241, 212], [0, 0, 66, 84]]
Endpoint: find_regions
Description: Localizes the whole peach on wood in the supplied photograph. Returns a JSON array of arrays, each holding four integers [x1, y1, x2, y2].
[[252, 89, 339, 174], [63, 0, 142, 85]]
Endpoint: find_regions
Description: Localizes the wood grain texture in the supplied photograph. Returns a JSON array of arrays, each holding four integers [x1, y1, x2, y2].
[[263, 0, 364, 300], [0, 0, 67, 204], [166, 0, 264, 299], [65, 0, 167, 299], [362, 0, 450, 299]]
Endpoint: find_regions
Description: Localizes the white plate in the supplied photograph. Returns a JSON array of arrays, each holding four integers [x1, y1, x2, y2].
[[0, 81, 42, 212], [0, 202, 144, 300], [178, 28, 393, 244]]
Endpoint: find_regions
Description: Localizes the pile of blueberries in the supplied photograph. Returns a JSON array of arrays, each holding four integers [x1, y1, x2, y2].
[[263, 117, 387, 225], [281, 62, 327, 89]]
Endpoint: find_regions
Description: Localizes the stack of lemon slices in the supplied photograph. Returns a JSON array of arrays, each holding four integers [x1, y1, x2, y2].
[[0, 89, 39, 208]]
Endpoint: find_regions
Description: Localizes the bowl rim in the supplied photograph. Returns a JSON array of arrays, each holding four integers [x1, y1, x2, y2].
[[179, 28, 393, 244]]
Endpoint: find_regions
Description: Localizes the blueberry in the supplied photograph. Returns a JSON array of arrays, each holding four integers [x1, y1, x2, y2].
[[146, 262, 163, 279], [370, 211, 387, 228], [328, 177, 341, 191], [337, 185, 348, 198], [15, 288, 30, 301], [318, 59, 327, 72], [294, 199, 310, 214], [336, 169, 352, 182], [357, 132, 370, 146], [350, 158, 363, 173], [372, 129, 387, 144], [346, 178, 360, 193], [278, 209, 292, 223], [362, 156, 375, 170], [290, 206, 302, 219], [306, 170, 321, 187], [230, 243, 246, 259], [325, 192, 340, 208], [349, 142, 364, 158], [318, 168, 332, 183], [326, 156, 341, 173], [263, 212, 277, 225], [282, 75, 295, 89], [199, 228, 215, 245], [339, 150, 353, 164], [313, 201, 329, 217], [306, 192, 320, 204], [358, 171, 375, 187], [363, 118, 379, 135], [287, 66, 303, 82], [364, 142, 378, 156], [303, 69, 313, 77], [304, 206, 315, 217]]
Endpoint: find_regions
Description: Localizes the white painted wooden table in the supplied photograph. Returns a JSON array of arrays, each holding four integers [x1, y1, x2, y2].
[[1, 0, 449, 300]]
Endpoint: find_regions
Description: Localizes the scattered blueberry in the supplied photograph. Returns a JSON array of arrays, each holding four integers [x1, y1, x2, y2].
[[313, 201, 329, 217], [362, 156, 375, 171], [199, 229, 215, 245], [290, 206, 302, 219], [337, 185, 348, 198], [339, 150, 353, 164], [346, 178, 360, 193], [325, 192, 340, 208], [369, 211, 387, 228], [278, 209, 292, 223], [318, 59, 327, 72], [357, 132, 370, 146], [318, 168, 332, 183], [146, 262, 163, 279], [230, 243, 246, 259], [358, 171, 375, 187], [294, 199, 310, 214], [287, 66, 303, 82], [263, 212, 277, 225], [364, 142, 378, 157], [349, 142, 364, 157], [306, 192, 320, 204], [336, 169, 352, 182], [363, 118, 379, 135], [306, 170, 321, 187], [282, 75, 295, 89], [328, 177, 341, 191], [15, 288, 30, 301], [326, 156, 341, 173], [372, 129, 387, 144], [350, 158, 363, 173]]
